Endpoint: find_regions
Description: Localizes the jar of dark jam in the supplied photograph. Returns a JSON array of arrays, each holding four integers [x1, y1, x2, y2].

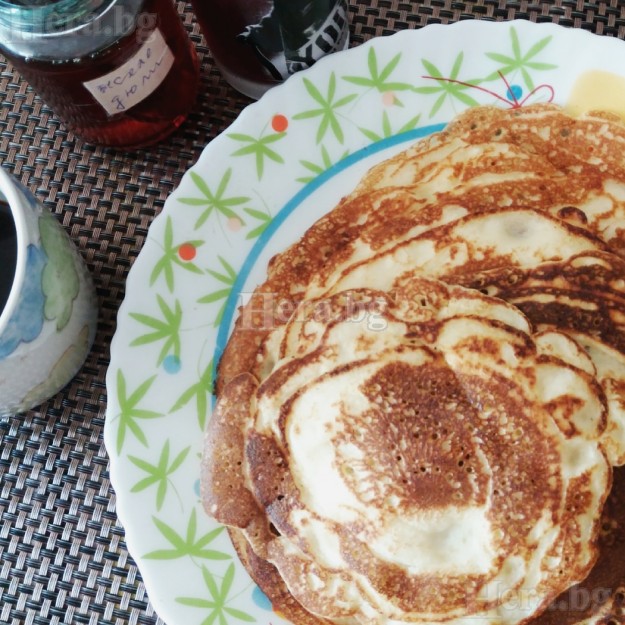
[[191, 0, 349, 99], [0, 0, 200, 148]]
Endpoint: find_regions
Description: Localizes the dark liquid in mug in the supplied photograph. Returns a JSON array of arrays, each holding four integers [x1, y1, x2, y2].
[[0, 200, 18, 317]]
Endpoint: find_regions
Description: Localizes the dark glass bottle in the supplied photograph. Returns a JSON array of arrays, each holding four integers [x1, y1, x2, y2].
[[191, 0, 349, 99], [0, 0, 200, 148]]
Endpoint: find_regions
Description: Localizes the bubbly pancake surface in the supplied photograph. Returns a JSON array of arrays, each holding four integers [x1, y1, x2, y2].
[[204, 279, 611, 625], [202, 103, 625, 625]]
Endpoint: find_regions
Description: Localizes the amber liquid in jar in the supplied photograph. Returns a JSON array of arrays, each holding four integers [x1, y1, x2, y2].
[[0, 0, 200, 148], [192, 0, 349, 99]]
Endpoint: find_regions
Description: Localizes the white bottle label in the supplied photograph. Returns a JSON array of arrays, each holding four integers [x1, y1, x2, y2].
[[83, 29, 175, 116]]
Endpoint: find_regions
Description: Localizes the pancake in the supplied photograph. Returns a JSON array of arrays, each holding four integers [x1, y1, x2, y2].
[[447, 251, 625, 465], [229, 467, 625, 625], [205, 278, 611, 625], [316, 207, 607, 297], [357, 105, 625, 253], [532, 465, 625, 625], [202, 102, 625, 625], [213, 105, 625, 385], [217, 205, 607, 395]]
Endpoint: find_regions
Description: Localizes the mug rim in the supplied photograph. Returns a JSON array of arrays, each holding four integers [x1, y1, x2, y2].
[[0, 166, 30, 336]]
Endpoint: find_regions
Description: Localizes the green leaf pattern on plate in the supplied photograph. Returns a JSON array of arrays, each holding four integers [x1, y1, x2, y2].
[[145, 509, 231, 562], [178, 169, 252, 231], [485, 26, 557, 90], [129, 440, 191, 511], [129, 295, 183, 366], [198, 256, 238, 328], [293, 72, 359, 144], [108, 24, 564, 625], [150, 216, 205, 292], [343, 47, 415, 97], [170, 358, 215, 431], [113, 370, 163, 454], [177, 564, 256, 624], [243, 207, 272, 240], [228, 130, 287, 180], [414, 52, 481, 117]]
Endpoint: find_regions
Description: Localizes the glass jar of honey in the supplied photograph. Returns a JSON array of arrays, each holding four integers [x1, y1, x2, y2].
[[191, 0, 349, 99], [0, 0, 200, 148]]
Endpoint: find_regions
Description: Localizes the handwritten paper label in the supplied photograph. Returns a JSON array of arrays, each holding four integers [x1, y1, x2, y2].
[[84, 30, 175, 116]]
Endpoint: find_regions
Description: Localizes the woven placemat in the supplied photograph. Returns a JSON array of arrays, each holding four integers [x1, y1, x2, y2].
[[1, 1, 624, 624]]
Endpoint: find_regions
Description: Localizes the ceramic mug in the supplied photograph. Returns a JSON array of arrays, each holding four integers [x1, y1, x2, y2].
[[0, 167, 98, 416]]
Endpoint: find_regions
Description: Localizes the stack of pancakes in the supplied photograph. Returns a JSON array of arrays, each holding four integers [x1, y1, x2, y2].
[[202, 104, 625, 625]]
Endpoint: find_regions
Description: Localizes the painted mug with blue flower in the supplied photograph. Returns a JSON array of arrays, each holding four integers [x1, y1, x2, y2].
[[0, 167, 98, 416]]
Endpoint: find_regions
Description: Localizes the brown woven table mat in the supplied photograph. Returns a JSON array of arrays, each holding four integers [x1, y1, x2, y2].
[[1, 1, 624, 624]]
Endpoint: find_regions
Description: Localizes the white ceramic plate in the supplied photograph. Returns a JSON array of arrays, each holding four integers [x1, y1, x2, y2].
[[105, 19, 625, 625]]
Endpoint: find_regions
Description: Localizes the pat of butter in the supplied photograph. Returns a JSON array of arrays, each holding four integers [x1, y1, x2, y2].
[[566, 70, 625, 122]]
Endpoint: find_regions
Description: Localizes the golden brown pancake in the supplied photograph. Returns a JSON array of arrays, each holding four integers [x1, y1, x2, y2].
[[205, 278, 611, 625], [217, 206, 609, 393], [532, 465, 625, 625], [226, 467, 625, 625], [359, 105, 625, 253], [216, 102, 625, 391], [448, 251, 625, 465], [202, 103, 625, 625]]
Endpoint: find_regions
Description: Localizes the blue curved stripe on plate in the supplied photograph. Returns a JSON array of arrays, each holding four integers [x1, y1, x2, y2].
[[213, 123, 446, 375]]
